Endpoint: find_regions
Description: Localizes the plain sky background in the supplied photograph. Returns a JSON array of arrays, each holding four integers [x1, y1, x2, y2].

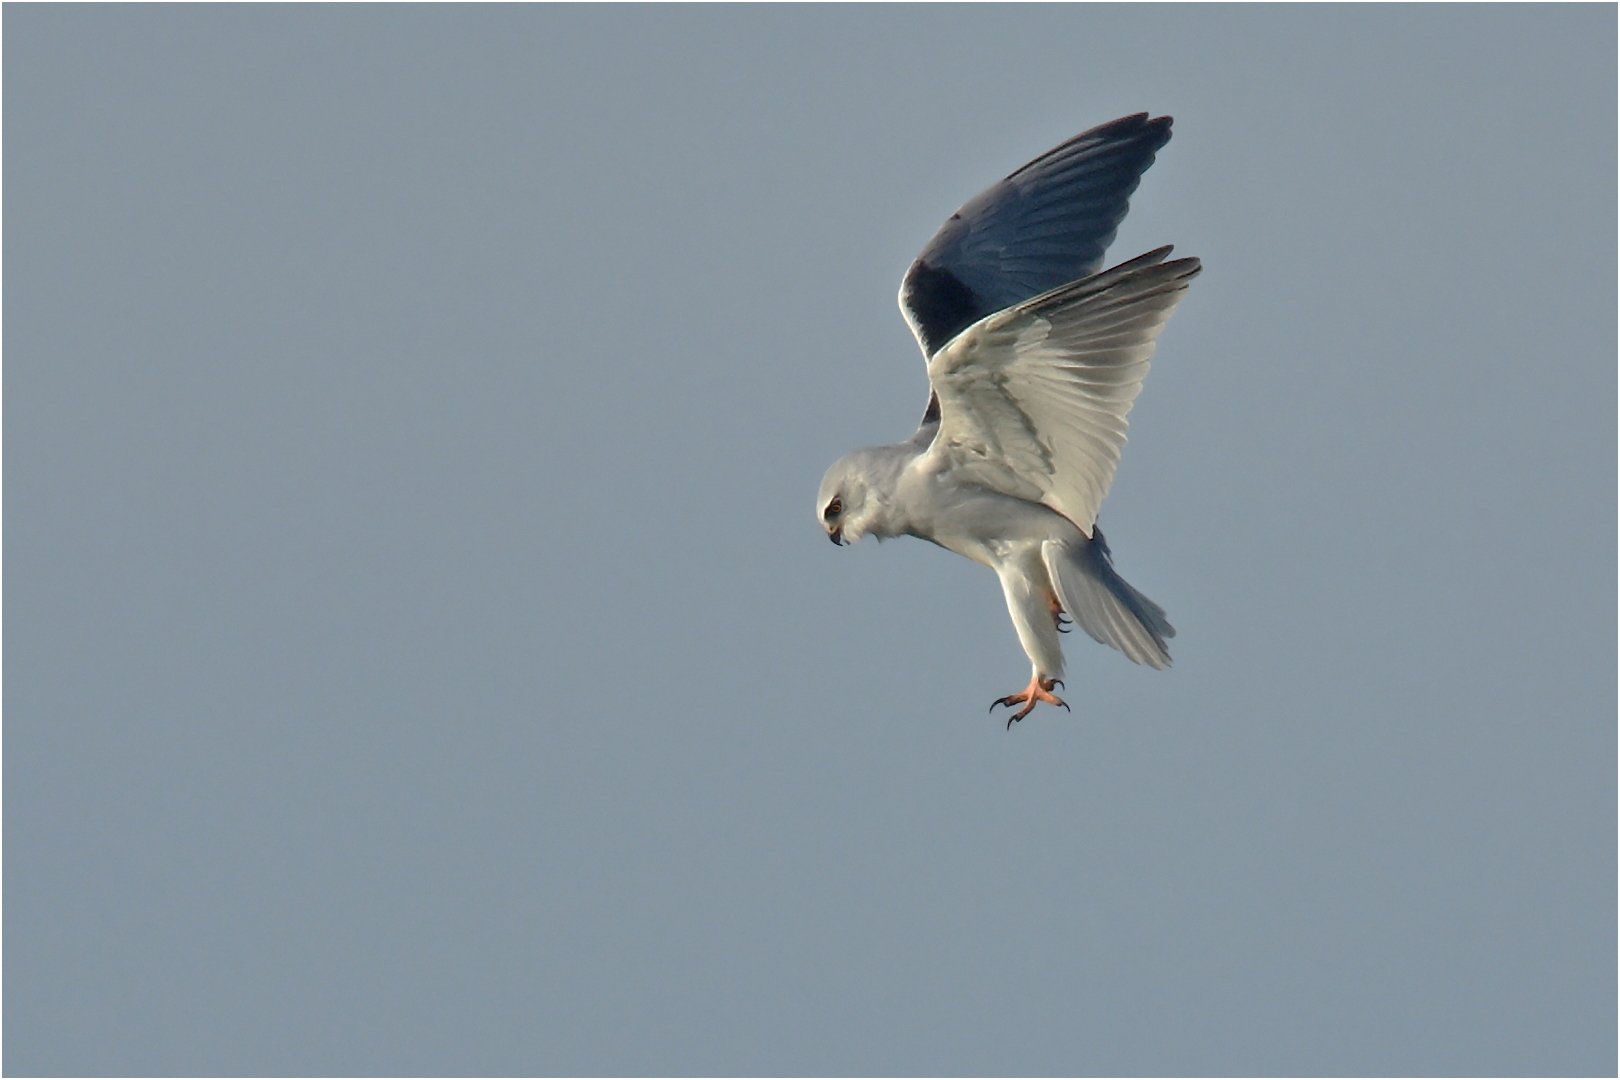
[[6, 5, 1614, 1076]]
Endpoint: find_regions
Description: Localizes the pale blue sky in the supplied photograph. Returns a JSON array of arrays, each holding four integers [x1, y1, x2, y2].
[[7, 6, 1614, 1074]]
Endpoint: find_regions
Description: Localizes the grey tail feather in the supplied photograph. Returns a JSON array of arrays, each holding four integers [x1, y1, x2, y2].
[[1048, 526, 1175, 669]]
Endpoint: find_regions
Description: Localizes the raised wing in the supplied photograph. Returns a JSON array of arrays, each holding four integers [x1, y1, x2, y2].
[[899, 113, 1173, 359], [922, 248, 1200, 535]]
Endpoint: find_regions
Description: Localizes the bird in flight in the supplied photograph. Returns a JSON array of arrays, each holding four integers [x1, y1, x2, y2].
[[816, 113, 1199, 726]]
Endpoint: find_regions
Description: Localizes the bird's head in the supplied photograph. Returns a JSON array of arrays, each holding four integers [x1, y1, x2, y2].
[[816, 451, 883, 547]]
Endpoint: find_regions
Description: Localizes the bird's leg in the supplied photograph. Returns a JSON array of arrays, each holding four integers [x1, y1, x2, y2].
[[1049, 591, 1071, 633], [990, 675, 1069, 727]]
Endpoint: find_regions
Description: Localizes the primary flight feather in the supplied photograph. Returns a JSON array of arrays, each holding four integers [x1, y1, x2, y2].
[[817, 113, 1199, 725]]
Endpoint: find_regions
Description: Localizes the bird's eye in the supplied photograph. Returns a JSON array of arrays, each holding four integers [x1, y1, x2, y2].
[[824, 497, 843, 521]]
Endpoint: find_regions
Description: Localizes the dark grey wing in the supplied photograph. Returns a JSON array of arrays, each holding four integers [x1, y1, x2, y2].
[[922, 247, 1200, 536], [899, 113, 1173, 358]]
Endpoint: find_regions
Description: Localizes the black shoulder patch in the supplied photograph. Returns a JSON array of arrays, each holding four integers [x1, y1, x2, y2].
[[920, 390, 940, 426], [901, 258, 983, 356]]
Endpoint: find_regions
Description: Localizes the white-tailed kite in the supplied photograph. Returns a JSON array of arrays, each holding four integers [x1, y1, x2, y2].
[[816, 113, 1199, 726]]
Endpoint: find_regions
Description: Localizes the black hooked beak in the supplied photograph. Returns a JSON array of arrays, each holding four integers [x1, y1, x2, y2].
[[828, 526, 843, 546]]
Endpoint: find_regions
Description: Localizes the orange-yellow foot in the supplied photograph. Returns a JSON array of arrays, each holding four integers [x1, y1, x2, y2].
[[1048, 592, 1072, 634], [989, 675, 1069, 728]]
